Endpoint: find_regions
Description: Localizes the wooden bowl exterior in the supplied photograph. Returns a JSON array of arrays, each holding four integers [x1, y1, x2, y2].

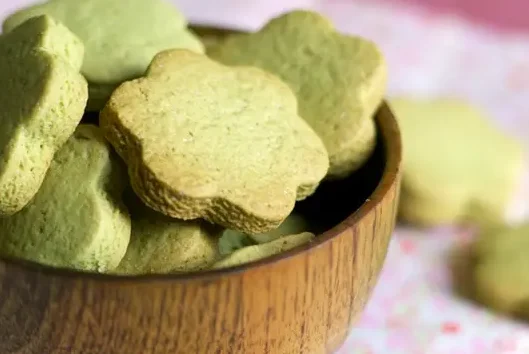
[[0, 62, 401, 354]]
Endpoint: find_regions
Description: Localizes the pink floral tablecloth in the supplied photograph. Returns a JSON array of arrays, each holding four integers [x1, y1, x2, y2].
[[2, 0, 529, 352]]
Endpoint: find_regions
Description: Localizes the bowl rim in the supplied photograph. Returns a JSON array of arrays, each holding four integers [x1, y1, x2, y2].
[[0, 102, 401, 283]]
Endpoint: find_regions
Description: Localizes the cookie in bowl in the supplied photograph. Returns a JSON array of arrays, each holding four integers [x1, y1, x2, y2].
[[114, 192, 221, 275], [100, 49, 329, 235], [0, 15, 87, 216], [209, 10, 387, 179], [0, 125, 130, 272], [3, 0, 204, 110]]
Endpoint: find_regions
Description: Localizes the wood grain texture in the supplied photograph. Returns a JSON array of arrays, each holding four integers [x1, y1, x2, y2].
[[0, 33, 401, 352]]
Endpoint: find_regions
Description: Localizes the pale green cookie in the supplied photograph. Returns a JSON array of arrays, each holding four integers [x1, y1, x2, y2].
[[473, 223, 529, 317], [0, 15, 87, 216], [223, 212, 310, 246], [3, 0, 204, 110], [0, 125, 131, 272], [100, 50, 329, 235], [391, 98, 525, 226], [218, 230, 256, 256], [209, 10, 387, 179], [115, 194, 220, 275], [250, 212, 309, 243], [213, 232, 315, 269]]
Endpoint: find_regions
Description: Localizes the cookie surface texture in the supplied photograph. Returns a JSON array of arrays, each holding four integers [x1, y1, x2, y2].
[[391, 98, 525, 226], [115, 194, 220, 275], [209, 10, 387, 179], [0, 15, 87, 215], [3, 0, 204, 109], [472, 223, 529, 318], [213, 232, 315, 269], [0, 125, 131, 272], [100, 50, 329, 235]]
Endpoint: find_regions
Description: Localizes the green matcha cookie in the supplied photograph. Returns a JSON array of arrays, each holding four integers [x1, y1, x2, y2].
[[391, 98, 525, 226], [223, 212, 310, 246], [250, 212, 309, 243], [0, 15, 87, 216], [472, 223, 529, 317], [209, 10, 387, 179], [3, 0, 204, 110], [0, 125, 131, 272], [100, 49, 329, 235], [115, 194, 220, 275], [213, 232, 315, 269], [218, 230, 256, 256]]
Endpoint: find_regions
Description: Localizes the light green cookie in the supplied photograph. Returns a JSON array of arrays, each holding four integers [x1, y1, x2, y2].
[[391, 98, 525, 226], [250, 212, 309, 243], [100, 49, 329, 235], [473, 223, 529, 317], [0, 15, 87, 216], [3, 0, 204, 110], [213, 232, 315, 269], [223, 212, 310, 247], [209, 10, 387, 179], [218, 230, 256, 256], [115, 194, 220, 275], [0, 125, 131, 272]]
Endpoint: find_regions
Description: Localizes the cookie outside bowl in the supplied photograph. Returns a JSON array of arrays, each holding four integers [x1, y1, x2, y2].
[[0, 28, 401, 354]]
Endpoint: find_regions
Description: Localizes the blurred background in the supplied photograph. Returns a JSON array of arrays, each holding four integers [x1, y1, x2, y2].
[[2, 0, 529, 353]]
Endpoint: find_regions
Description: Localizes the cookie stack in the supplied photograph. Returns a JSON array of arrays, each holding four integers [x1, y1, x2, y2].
[[0, 2, 387, 274]]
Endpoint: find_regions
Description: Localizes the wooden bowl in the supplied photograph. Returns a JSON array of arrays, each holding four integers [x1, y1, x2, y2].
[[0, 28, 401, 354]]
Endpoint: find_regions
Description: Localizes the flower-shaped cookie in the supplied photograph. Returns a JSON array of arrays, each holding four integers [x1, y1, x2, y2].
[[3, 0, 204, 110], [0, 125, 131, 272], [100, 50, 329, 235], [115, 193, 220, 275], [473, 223, 529, 318], [391, 98, 525, 226], [0, 15, 87, 215], [209, 10, 387, 179]]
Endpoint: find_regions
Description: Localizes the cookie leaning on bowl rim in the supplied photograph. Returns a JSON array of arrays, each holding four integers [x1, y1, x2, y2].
[[114, 191, 221, 275], [100, 49, 329, 235]]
